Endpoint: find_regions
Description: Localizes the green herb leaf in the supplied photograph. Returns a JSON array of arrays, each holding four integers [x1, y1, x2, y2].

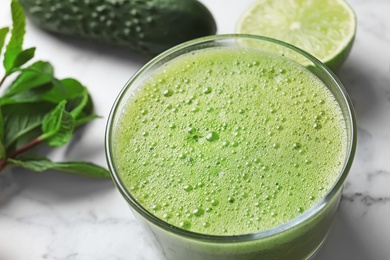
[[41, 78, 84, 104], [12, 47, 35, 68], [0, 83, 53, 105], [3, 0, 25, 74], [61, 78, 87, 101], [1, 73, 88, 106], [3, 61, 54, 97], [58, 78, 99, 126], [13, 127, 41, 152], [2, 102, 54, 150], [74, 114, 100, 127], [68, 92, 98, 127], [40, 100, 75, 147], [0, 27, 9, 56], [8, 157, 111, 178], [71, 88, 88, 118]]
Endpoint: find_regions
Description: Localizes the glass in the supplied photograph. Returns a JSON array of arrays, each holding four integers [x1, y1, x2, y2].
[[105, 34, 357, 260]]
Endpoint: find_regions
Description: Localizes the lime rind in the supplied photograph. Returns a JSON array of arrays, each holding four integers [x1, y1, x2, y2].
[[236, 0, 357, 70]]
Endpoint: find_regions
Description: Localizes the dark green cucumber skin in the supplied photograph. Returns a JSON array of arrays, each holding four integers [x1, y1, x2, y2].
[[19, 0, 217, 55]]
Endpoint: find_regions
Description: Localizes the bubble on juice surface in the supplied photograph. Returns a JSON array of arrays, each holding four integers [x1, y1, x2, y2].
[[193, 208, 204, 217], [184, 184, 193, 192], [162, 89, 173, 97], [151, 204, 160, 211], [228, 197, 235, 203], [203, 87, 212, 94], [211, 199, 219, 206], [205, 132, 219, 141], [179, 220, 191, 229]]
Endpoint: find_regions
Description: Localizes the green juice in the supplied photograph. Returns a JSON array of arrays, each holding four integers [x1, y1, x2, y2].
[[110, 45, 350, 259]]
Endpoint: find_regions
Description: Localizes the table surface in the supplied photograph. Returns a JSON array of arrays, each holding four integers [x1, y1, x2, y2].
[[0, 0, 389, 259]]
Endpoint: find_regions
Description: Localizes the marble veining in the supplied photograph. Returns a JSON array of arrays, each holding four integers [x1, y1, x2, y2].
[[1, 0, 390, 259], [342, 192, 390, 207]]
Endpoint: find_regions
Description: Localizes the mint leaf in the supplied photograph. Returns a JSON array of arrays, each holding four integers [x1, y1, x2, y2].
[[68, 86, 89, 119], [0, 83, 53, 105], [13, 127, 41, 152], [60, 78, 86, 100], [12, 47, 35, 68], [1, 72, 87, 106], [41, 78, 84, 104], [0, 27, 9, 55], [74, 114, 100, 127], [2, 102, 54, 150], [67, 90, 98, 127], [8, 157, 111, 178], [3, 0, 25, 74], [57, 78, 100, 126], [40, 100, 75, 147], [4, 61, 54, 97]]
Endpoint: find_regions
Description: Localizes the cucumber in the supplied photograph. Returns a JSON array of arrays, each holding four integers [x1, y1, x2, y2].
[[19, 0, 217, 55]]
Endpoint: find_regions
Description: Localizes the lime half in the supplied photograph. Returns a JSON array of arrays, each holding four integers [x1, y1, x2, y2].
[[236, 0, 356, 70]]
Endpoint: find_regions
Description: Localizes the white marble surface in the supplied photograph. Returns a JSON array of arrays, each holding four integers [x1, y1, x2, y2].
[[0, 0, 390, 259]]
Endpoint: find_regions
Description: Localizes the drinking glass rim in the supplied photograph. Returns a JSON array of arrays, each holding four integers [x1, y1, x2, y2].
[[105, 34, 357, 243]]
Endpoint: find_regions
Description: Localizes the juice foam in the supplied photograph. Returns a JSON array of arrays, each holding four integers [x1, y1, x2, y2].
[[113, 47, 347, 235]]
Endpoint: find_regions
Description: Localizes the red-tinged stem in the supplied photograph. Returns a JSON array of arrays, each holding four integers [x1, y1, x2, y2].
[[9, 137, 41, 158], [0, 74, 7, 88], [0, 158, 7, 172], [0, 137, 42, 172]]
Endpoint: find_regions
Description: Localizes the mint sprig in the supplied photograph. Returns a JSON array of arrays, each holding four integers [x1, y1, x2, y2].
[[0, 0, 110, 178]]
